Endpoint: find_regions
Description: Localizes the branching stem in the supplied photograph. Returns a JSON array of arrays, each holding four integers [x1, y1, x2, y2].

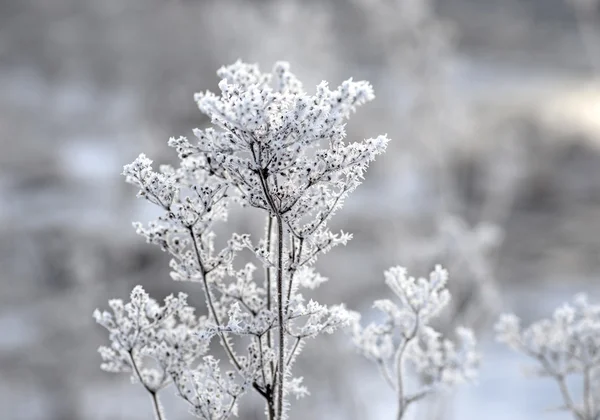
[[128, 350, 165, 420], [394, 319, 419, 420]]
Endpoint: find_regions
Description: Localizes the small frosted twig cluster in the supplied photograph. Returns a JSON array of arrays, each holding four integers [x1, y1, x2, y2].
[[95, 60, 388, 420], [94, 286, 212, 419], [496, 295, 600, 420], [352, 265, 479, 420]]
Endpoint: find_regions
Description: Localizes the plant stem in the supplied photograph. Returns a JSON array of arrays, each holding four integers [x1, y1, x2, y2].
[[265, 216, 275, 382], [189, 227, 242, 371], [128, 350, 165, 420], [286, 337, 302, 367], [255, 165, 286, 420], [267, 395, 276, 420], [275, 214, 286, 420], [394, 340, 408, 420], [394, 320, 419, 420], [150, 391, 165, 420]]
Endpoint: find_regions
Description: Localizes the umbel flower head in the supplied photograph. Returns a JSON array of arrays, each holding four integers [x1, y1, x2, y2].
[[166, 60, 388, 233], [97, 60, 390, 420]]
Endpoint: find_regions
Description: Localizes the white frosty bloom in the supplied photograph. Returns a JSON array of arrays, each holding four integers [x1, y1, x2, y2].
[[352, 266, 479, 418], [94, 286, 210, 390], [97, 60, 389, 420], [496, 294, 600, 419]]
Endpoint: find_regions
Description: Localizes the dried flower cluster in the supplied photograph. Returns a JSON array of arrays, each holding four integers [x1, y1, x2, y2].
[[352, 265, 479, 420], [496, 295, 600, 420], [94, 287, 219, 418], [95, 60, 391, 420]]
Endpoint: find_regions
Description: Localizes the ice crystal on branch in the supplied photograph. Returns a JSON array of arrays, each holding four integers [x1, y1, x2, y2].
[[95, 60, 388, 420], [352, 266, 479, 420], [496, 295, 600, 420]]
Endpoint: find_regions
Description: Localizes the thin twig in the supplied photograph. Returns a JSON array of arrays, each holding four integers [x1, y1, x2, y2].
[[128, 350, 165, 420], [286, 337, 303, 367], [394, 319, 419, 420], [189, 227, 242, 371]]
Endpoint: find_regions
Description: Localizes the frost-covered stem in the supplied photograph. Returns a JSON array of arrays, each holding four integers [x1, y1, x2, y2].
[[256, 336, 275, 420], [150, 391, 165, 420], [256, 336, 268, 385], [189, 227, 242, 371], [275, 214, 286, 420], [286, 337, 302, 367], [529, 351, 583, 420], [265, 216, 275, 384], [266, 394, 276, 420], [394, 340, 409, 420], [395, 322, 419, 420], [286, 238, 304, 312], [128, 350, 165, 420], [557, 375, 583, 420], [224, 396, 239, 420], [255, 163, 286, 419]]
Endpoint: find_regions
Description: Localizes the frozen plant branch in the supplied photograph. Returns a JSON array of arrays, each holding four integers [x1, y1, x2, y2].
[[496, 294, 600, 420], [352, 265, 480, 420], [95, 60, 388, 420]]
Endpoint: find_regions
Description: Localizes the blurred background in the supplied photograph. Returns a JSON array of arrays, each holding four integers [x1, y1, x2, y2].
[[2, 0, 600, 418]]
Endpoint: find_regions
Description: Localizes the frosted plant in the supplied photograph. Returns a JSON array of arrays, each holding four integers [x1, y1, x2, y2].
[[94, 60, 389, 420], [352, 265, 480, 420], [94, 286, 210, 419], [496, 295, 600, 420]]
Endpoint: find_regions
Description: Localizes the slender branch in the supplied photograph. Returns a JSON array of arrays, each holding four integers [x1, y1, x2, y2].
[[557, 374, 583, 420], [257, 336, 268, 388], [526, 349, 584, 420], [286, 337, 302, 367], [275, 214, 286, 420], [128, 350, 165, 420], [286, 238, 304, 313], [189, 227, 242, 371], [406, 390, 429, 406], [221, 395, 238, 420], [265, 216, 276, 384], [394, 339, 409, 420], [150, 391, 166, 420], [394, 320, 419, 420]]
